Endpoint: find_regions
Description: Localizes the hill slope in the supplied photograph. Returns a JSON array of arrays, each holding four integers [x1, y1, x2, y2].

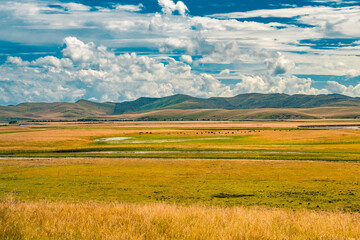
[[1, 93, 360, 121], [0, 100, 115, 121], [114, 93, 360, 114]]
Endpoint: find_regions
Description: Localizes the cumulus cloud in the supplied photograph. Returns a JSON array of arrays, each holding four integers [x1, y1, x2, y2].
[[158, 0, 188, 16], [232, 74, 327, 95], [0, 37, 335, 105], [6, 57, 27, 66], [180, 55, 193, 64], [115, 4, 144, 12], [0, 37, 225, 104], [160, 38, 197, 54], [327, 81, 360, 96], [266, 53, 295, 75]]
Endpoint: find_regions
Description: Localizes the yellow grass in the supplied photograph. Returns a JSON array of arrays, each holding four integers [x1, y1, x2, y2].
[[0, 200, 359, 240]]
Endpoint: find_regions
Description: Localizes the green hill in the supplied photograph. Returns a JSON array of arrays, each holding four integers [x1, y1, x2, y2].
[[0, 100, 115, 121], [113, 93, 360, 114], [1, 93, 360, 121]]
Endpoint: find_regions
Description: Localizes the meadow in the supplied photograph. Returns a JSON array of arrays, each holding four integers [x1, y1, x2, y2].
[[1, 120, 360, 239]]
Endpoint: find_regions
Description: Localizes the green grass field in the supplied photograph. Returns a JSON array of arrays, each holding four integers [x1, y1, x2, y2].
[[1, 158, 359, 211], [2, 123, 360, 161]]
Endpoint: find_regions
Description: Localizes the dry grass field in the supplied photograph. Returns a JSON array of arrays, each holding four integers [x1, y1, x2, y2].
[[1, 200, 359, 240], [1, 120, 360, 239]]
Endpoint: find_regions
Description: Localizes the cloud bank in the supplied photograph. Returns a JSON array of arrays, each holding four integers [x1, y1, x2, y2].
[[1, 37, 333, 105], [0, 0, 360, 104]]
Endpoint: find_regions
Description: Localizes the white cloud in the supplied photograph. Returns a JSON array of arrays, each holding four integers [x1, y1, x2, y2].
[[115, 4, 144, 12], [0, 37, 335, 105], [231, 74, 327, 95], [180, 55, 193, 64], [210, 6, 339, 19], [210, 6, 360, 38], [312, 0, 342, 3], [0, 37, 225, 103], [266, 53, 295, 75], [327, 81, 347, 93], [158, 0, 188, 16], [160, 38, 197, 54], [62, 37, 96, 63], [327, 81, 360, 96], [289, 53, 360, 76], [62, 3, 91, 11], [345, 69, 360, 78], [6, 57, 28, 66], [219, 69, 231, 76]]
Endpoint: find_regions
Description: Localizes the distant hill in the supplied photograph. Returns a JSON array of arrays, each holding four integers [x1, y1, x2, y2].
[[1, 93, 360, 121], [113, 93, 360, 114], [0, 100, 115, 121]]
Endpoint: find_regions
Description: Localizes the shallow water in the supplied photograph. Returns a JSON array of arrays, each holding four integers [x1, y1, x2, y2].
[[95, 137, 230, 143], [306, 126, 360, 130], [82, 150, 307, 154], [95, 137, 133, 142]]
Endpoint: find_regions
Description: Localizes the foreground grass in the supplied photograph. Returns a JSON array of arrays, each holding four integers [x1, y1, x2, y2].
[[1, 200, 359, 240]]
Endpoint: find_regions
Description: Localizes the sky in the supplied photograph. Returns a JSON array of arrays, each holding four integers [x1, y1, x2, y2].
[[1, 0, 360, 105]]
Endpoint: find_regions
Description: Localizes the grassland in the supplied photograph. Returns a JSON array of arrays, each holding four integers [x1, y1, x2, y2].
[[1, 158, 359, 211], [0, 120, 360, 239], [1, 200, 359, 240], [2, 121, 360, 161]]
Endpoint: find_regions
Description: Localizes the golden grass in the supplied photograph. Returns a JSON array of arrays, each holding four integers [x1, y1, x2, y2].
[[0, 200, 359, 240]]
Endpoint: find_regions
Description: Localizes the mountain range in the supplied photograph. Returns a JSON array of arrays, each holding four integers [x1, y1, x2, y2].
[[1, 93, 360, 121]]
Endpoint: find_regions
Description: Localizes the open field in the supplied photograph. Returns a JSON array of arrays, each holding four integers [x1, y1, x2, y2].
[[1, 120, 360, 238], [1, 157, 359, 211], [2, 120, 360, 161]]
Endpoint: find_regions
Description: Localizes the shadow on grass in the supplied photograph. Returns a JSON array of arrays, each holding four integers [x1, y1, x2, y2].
[[212, 193, 256, 198]]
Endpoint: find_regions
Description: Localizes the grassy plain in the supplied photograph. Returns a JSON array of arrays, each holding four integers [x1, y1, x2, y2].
[[1, 158, 359, 211], [1, 120, 360, 161], [1, 120, 360, 239]]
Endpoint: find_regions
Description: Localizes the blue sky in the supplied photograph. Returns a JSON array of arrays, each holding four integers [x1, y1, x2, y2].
[[1, 0, 360, 104]]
